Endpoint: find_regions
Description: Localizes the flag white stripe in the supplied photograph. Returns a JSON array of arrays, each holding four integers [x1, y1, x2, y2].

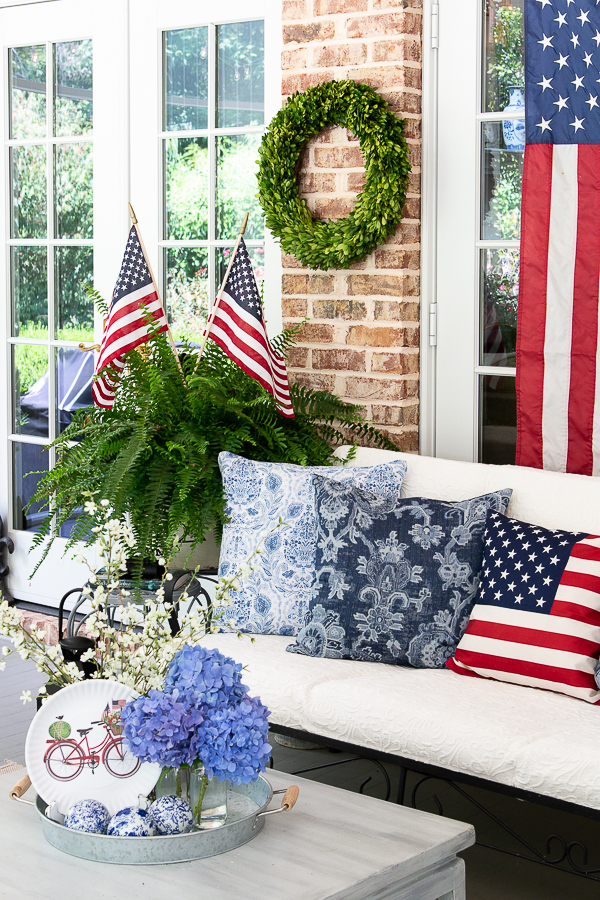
[[542, 144, 578, 473], [467, 604, 600, 640], [97, 315, 166, 372], [210, 321, 294, 411], [553, 582, 600, 611], [98, 296, 164, 366], [457, 633, 597, 672], [216, 294, 289, 380], [565, 558, 600, 580], [452, 661, 599, 702], [211, 305, 293, 396]]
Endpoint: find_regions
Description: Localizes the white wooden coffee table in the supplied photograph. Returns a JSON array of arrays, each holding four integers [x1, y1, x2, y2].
[[2, 766, 474, 900]]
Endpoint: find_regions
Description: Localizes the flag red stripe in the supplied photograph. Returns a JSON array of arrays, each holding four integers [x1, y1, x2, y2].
[[550, 598, 600, 626], [445, 658, 481, 677], [566, 145, 600, 475], [210, 328, 280, 397], [212, 306, 290, 391], [453, 648, 595, 689], [210, 312, 290, 398], [570, 541, 600, 561], [559, 569, 600, 594], [516, 143, 554, 469], [463, 617, 599, 656], [210, 303, 293, 414]]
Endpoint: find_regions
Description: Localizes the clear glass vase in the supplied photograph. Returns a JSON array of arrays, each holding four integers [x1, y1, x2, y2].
[[156, 764, 227, 829]]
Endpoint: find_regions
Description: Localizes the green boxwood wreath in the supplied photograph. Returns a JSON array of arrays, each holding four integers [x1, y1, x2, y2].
[[257, 80, 411, 271]]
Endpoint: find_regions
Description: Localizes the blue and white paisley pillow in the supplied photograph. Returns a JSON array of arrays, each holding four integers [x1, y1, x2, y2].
[[287, 477, 512, 667], [217, 452, 407, 635]]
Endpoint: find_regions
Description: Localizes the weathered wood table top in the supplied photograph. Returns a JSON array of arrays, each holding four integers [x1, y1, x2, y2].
[[1, 767, 474, 900]]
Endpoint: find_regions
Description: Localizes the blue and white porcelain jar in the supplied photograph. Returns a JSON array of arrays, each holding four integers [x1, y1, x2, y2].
[[502, 86, 525, 151]]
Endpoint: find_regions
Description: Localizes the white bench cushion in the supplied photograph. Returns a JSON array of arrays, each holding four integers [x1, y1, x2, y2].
[[202, 632, 600, 811]]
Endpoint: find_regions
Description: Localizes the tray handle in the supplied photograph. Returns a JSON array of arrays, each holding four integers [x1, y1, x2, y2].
[[10, 773, 35, 806], [253, 784, 299, 829]]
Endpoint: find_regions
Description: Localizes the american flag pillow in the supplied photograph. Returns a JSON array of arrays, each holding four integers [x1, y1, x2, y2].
[[447, 511, 600, 704]]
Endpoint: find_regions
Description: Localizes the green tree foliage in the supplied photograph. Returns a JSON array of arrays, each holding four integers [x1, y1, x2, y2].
[[487, 3, 524, 112], [29, 324, 396, 572]]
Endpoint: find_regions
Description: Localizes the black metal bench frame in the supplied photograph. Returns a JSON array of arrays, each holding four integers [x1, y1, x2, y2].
[[269, 722, 600, 881]]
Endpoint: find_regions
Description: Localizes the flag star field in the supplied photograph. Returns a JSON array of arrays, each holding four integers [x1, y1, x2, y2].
[[527, 0, 600, 144]]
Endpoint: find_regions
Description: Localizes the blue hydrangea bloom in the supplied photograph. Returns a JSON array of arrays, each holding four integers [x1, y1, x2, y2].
[[164, 645, 249, 708], [192, 696, 272, 785], [121, 689, 204, 767], [122, 646, 271, 784]]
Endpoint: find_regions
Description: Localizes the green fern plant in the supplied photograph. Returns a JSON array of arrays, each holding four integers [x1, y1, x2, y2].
[[29, 323, 397, 572]]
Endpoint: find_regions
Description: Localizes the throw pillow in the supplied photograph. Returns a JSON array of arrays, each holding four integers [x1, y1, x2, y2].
[[217, 452, 407, 635], [286, 478, 512, 667], [447, 511, 600, 703]]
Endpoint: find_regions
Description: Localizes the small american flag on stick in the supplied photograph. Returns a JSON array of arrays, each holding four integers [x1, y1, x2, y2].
[[203, 236, 294, 418], [92, 221, 169, 409]]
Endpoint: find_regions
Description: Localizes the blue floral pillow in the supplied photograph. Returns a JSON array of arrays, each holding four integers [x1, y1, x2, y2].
[[286, 477, 512, 667], [217, 452, 407, 636]]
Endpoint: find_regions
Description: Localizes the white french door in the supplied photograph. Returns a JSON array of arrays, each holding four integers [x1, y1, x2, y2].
[[435, 0, 523, 463], [1, 0, 280, 607], [0, 0, 127, 605]]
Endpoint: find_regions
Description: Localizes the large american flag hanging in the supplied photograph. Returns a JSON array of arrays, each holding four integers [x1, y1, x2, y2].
[[208, 239, 294, 418], [516, 1, 600, 474], [92, 226, 168, 409]]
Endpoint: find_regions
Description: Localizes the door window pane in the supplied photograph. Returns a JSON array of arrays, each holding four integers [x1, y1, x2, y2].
[[54, 144, 94, 239], [55, 142, 93, 238], [10, 44, 46, 139], [13, 345, 49, 438], [55, 246, 94, 339], [11, 145, 47, 238], [164, 137, 208, 240], [217, 20, 264, 128], [483, 0, 524, 114], [12, 442, 49, 533], [480, 249, 518, 368], [164, 26, 209, 131], [216, 133, 263, 240], [11, 247, 48, 337], [54, 39, 93, 136], [479, 374, 517, 465], [481, 122, 523, 240], [166, 248, 209, 342], [55, 346, 94, 434]]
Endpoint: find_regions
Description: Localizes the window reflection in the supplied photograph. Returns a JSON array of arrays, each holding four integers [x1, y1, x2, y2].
[[217, 21, 264, 128]]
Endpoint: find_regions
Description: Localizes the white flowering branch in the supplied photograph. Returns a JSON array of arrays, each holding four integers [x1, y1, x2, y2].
[[0, 496, 283, 701]]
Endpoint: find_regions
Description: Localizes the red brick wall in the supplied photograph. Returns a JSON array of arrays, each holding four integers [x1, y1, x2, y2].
[[281, 0, 422, 451]]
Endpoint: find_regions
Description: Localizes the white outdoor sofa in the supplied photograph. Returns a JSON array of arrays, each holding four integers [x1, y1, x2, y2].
[[203, 447, 600, 853]]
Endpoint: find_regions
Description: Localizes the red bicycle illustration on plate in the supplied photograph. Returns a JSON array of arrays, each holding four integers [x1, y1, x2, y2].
[[43, 701, 140, 781]]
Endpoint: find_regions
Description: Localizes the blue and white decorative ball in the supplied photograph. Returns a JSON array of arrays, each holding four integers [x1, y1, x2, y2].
[[64, 799, 110, 834], [107, 807, 157, 837], [149, 795, 194, 835]]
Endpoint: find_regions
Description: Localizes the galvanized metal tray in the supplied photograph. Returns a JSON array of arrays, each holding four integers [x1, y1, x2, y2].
[[11, 773, 299, 865]]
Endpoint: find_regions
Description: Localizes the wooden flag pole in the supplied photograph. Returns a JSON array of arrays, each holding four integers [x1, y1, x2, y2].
[[128, 203, 185, 379], [193, 212, 249, 374]]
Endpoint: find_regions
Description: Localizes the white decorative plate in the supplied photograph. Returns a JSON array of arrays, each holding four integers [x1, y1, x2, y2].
[[25, 680, 161, 816]]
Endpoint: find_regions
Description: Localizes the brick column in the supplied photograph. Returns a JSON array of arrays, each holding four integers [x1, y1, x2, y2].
[[281, 0, 422, 451]]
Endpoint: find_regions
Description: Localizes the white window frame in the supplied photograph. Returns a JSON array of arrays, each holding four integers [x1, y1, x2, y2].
[[431, 0, 522, 462]]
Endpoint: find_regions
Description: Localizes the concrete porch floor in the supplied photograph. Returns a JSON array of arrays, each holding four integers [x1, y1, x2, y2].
[[2, 637, 599, 899]]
